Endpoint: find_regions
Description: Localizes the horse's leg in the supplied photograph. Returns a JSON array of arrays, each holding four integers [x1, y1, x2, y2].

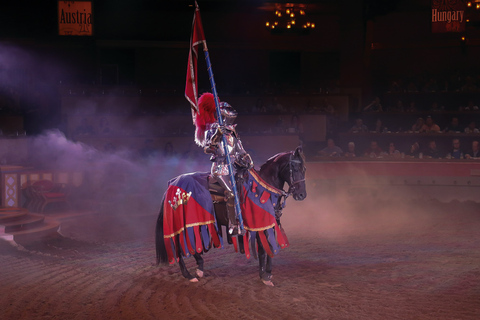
[[176, 235, 198, 283], [178, 254, 198, 282], [194, 253, 204, 278], [265, 255, 273, 282], [257, 238, 274, 286]]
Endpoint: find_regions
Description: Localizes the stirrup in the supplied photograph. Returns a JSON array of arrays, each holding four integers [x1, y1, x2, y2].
[[228, 224, 245, 236], [224, 191, 234, 201]]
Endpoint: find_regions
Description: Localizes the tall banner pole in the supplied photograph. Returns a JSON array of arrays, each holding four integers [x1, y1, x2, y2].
[[191, 3, 244, 232]]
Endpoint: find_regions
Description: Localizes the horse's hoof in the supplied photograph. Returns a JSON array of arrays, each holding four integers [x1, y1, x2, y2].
[[196, 269, 204, 278], [189, 277, 199, 283], [262, 279, 275, 287]]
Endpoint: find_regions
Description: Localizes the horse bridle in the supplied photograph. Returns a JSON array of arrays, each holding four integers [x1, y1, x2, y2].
[[285, 152, 306, 195], [274, 152, 306, 220]]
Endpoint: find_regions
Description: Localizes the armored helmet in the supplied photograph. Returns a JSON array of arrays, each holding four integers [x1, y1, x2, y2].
[[220, 102, 237, 125]]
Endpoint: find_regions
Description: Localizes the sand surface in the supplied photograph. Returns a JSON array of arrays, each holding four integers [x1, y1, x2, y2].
[[0, 198, 479, 320]]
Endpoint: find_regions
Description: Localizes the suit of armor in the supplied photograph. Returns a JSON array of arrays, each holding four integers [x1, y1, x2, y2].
[[203, 102, 253, 233], [205, 122, 252, 189]]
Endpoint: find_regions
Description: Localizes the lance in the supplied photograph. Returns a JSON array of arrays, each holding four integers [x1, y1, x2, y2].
[[196, 38, 244, 235], [187, 2, 244, 233], [203, 48, 245, 234]]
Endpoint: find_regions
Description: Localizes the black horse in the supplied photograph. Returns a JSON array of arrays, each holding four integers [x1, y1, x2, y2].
[[155, 146, 306, 286]]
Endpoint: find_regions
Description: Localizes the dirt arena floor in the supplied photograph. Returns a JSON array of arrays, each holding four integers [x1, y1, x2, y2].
[[0, 196, 479, 320]]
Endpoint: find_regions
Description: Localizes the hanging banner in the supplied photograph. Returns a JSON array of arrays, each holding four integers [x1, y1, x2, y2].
[[432, 0, 466, 33], [58, 1, 93, 36]]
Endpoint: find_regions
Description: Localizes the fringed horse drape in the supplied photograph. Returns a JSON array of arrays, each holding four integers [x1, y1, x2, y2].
[[162, 169, 289, 263]]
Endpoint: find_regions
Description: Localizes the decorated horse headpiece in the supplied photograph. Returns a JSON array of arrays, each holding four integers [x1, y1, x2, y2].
[[195, 92, 217, 146]]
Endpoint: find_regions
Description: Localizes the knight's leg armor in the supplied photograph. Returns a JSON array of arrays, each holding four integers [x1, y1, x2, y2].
[[216, 175, 237, 230]]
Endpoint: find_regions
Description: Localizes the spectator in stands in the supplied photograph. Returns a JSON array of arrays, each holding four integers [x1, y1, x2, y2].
[[464, 121, 479, 134], [252, 98, 267, 113], [388, 99, 404, 112], [344, 141, 358, 158], [419, 116, 441, 133], [447, 138, 464, 159], [429, 101, 444, 112], [405, 101, 418, 113], [288, 114, 304, 135], [465, 140, 480, 159], [423, 77, 439, 92], [363, 96, 383, 112], [461, 76, 477, 92], [320, 97, 335, 115], [348, 118, 369, 133], [406, 81, 418, 93], [411, 117, 424, 132], [464, 99, 479, 111], [274, 116, 286, 133], [424, 140, 441, 159], [387, 79, 402, 93], [364, 140, 383, 158], [271, 97, 287, 113], [443, 117, 462, 133], [406, 142, 421, 158], [318, 138, 343, 157], [373, 118, 386, 133], [385, 142, 401, 158]]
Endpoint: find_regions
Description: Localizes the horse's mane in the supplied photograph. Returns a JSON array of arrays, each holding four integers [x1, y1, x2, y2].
[[260, 152, 289, 172], [260, 149, 305, 173]]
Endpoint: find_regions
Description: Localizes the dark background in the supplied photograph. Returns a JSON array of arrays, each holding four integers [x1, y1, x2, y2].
[[1, 0, 480, 134]]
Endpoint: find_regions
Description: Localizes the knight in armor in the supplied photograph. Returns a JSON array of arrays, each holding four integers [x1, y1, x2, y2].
[[195, 93, 253, 235]]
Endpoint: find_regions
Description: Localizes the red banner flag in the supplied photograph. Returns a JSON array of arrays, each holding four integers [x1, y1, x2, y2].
[[185, 3, 206, 116]]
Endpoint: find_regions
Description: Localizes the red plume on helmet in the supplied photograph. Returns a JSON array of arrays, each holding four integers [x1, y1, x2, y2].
[[195, 92, 217, 146]]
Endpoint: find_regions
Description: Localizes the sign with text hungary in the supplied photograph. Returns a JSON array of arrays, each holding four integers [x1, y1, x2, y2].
[[432, 0, 466, 33], [58, 1, 93, 36]]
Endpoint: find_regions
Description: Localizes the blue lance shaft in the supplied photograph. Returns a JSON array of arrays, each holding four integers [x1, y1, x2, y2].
[[203, 48, 245, 233]]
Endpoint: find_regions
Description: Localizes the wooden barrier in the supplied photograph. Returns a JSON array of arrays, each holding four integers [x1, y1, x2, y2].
[[307, 159, 480, 202]]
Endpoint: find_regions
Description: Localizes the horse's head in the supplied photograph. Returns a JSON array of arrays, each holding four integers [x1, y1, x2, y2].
[[286, 146, 307, 201], [260, 145, 307, 201]]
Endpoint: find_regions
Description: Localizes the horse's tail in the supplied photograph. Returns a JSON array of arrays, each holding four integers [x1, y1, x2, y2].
[[155, 195, 169, 265]]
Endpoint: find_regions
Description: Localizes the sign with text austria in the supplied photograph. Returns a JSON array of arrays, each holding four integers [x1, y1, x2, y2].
[[58, 1, 93, 36]]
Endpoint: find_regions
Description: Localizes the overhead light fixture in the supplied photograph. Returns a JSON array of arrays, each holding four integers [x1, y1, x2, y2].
[[265, 3, 315, 34]]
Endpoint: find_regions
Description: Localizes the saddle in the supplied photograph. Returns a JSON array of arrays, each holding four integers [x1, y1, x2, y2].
[[208, 179, 227, 203], [207, 169, 248, 204], [207, 171, 248, 247]]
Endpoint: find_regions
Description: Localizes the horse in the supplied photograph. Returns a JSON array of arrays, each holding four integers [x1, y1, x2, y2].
[[155, 145, 306, 286]]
